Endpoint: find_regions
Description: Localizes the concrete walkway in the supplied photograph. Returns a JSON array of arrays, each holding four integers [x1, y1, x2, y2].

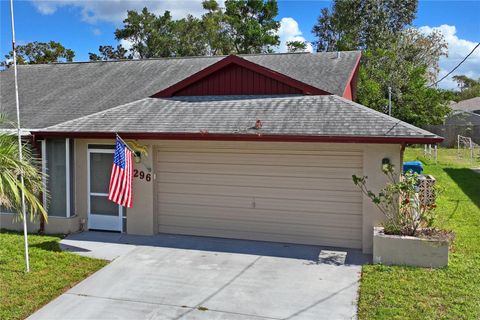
[[30, 232, 371, 320]]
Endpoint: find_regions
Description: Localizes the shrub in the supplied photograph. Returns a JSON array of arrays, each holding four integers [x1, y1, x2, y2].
[[352, 164, 437, 236]]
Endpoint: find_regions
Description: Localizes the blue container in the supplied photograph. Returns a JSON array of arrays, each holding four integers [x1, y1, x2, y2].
[[403, 160, 423, 174]]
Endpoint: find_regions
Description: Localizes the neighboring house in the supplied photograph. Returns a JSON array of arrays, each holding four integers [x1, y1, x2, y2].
[[0, 51, 441, 253], [425, 99, 480, 147], [446, 110, 480, 126], [450, 97, 480, 115]]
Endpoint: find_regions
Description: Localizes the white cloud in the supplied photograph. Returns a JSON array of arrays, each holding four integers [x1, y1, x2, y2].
[[118, 38, 142, 58], [31, 0, 206, 24], [419, 24, 480, 90], [33, 1, 58, 14], [92, 28, 102, 36], [276, 17, 313, 53], [119, 39, 133, 51]]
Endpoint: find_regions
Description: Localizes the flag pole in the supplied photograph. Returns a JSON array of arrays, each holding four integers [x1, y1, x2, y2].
[[115, 133, 139, 157], [10, 0, 30, 272]]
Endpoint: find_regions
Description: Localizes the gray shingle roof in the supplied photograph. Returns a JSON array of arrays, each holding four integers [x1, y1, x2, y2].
[[0, 51, 360, 129], [446, 110, 480, 125], [450, 97, 480, 113], [41, 95, 439, 139]]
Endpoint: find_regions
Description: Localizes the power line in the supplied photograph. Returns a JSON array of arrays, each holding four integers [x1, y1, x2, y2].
[[429, 42, 480, 88]]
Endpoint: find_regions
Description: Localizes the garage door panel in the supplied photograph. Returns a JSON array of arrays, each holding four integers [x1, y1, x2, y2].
[[157, 172, 359, 192], [158, 203, 362, 228], [159, 215, 362, 241], [157, 148, 362, 157], [158, 193, 362, 215], [158, 152, 362, 168], [157, 163, 359, 180], [159, 193, 251, 210], [155, 146, 363, 248], [158, 226, 362, 249], [157, 183, 361, 203]]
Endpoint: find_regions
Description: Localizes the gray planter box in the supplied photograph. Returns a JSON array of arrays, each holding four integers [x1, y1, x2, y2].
[[373, 227, 449, 268]]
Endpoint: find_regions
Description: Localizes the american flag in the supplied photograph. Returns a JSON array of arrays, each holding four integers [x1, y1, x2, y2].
[[108, 137, 133, 208]]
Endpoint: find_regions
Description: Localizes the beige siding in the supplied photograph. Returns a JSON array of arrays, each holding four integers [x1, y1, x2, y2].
[[362, 144, 403, 253], [156, 143, 363, 248]]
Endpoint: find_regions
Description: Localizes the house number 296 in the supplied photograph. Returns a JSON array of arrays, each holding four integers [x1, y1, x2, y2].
[[134, 169, 151, 182]]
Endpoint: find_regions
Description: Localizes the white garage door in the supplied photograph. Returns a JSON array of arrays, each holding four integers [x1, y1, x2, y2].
[[155, 144, 363, 249]]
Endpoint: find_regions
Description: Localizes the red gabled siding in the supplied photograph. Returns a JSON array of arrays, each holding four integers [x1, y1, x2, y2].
[[342, 53, 361, 101], [152, 55, 329, 98], [173, 64, 303, 96]]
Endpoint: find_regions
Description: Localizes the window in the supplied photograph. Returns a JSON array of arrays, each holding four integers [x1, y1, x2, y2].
[[44, 138, 75, 217]]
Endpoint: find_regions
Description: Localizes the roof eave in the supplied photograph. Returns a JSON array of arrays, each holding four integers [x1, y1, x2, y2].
[[32, 131, 444, 144]]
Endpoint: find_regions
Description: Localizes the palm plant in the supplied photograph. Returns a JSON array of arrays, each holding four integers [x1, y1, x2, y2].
[[0, 115, 47, 221]]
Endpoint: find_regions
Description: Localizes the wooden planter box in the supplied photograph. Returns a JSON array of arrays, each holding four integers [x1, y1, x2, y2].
[[373, 227, 449, 268]]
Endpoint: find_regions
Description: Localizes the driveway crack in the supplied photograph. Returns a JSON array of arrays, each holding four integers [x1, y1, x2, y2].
[[64, 292, 194, 309], [175, 255, 262, 319], [282, 281, 359, 319]]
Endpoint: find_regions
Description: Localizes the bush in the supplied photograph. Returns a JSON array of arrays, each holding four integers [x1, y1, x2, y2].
[[352, 164, 438, 236]]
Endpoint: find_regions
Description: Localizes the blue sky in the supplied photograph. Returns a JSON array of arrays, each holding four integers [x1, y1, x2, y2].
[[1, 0, 479, 89]]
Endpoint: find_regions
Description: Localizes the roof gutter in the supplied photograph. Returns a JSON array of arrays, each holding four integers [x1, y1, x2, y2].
[[0, 128, 36, 136], [32, 131, 444, 144]]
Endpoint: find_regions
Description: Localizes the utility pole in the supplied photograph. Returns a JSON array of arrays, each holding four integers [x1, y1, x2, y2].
[[388, 86, 392, 116], [10, 0, 30, 272]]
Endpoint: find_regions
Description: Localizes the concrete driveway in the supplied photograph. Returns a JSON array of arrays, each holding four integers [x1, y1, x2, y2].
[[29, 232, 370, 320]]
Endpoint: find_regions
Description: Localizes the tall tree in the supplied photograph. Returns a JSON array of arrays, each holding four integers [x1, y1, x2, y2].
[[286, 41, 308, 53], [114, 8, 177, 59], [311, 0, 451, 126], [312, 0, 417, 51], [222, 0, 280, 53], [356, 29, 449, 126], [173, 15, 209, 57], [2, 41, 74, 67], [398, 28, 447, 83], [452, 75, 480, 91], [110, 1, 281, 59], [357, 48, 450, 126], [202, 0, 236, 55], [452, 75, 480, 101], [89, 45, 132, 61]]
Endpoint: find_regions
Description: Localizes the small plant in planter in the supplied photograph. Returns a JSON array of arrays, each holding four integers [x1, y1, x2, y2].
[[352, 164, 454, 267]]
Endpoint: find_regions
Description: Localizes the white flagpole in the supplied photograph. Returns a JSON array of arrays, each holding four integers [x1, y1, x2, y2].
[[10, 0, 30, 272], [115, 133, 139, 157]]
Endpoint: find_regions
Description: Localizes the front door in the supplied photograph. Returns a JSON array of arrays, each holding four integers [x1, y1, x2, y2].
[[88, 149, 123, 231]]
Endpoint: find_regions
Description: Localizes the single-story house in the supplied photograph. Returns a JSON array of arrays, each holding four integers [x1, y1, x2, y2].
[[446, 111, 480, 126], [0, 51, 442, 253], [450, 97, 480, 115], [424, 99, 480, 147]]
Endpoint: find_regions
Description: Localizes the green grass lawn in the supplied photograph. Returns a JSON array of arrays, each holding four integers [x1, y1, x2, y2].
[[358, 148, 480, 320], [0, 230, 107, 320]]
